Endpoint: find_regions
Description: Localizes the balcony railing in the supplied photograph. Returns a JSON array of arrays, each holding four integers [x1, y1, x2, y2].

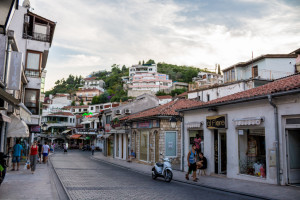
[[23, 32, 51, 43], [25, 69, 40, 78]]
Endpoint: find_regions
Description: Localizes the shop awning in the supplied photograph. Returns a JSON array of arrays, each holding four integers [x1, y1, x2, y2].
[[186, 121, 203, 129], [70, 134, 82, 139], [81, 121, 92, 124], [62, 129, 72, 134], [6, 116, 29, 138], [0, 113, 11, 123], [233, 117, 264, 126]]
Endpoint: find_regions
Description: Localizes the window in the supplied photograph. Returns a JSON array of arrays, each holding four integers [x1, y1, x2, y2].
[[165, 132, 177, 157], [25, 89, 39, 114], [252, 66, 258, 78], [91, 107, 94, 110], [25, 51, 42, 77], [149, 68, 152, 71], [207, 94, 210, 101], [238, 129, 266, 178], [231, 69, 235, 81], [105, 115, 111, 125]]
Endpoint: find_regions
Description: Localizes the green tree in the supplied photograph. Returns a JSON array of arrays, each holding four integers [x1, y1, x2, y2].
[[71, 101, 75, 106], [156, 91, 168, 96]]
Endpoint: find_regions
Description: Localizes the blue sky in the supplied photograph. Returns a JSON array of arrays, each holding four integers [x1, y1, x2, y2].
[[25, 0, 300, 90]]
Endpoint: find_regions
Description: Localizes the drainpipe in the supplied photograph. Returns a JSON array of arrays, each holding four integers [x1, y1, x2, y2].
[[268, 95, 280, 185], [181, 112, 185, 172]]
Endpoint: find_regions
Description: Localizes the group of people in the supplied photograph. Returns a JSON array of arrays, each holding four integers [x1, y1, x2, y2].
[[186, 134, 207, 182], [12, 140, 50, 174]]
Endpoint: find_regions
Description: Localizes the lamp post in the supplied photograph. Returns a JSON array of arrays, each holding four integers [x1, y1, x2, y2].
[[169, 116, 177, 129]]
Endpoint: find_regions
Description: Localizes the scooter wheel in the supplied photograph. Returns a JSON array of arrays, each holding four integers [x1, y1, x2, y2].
[[164, 169, 173, 182], [152, 171, 157, 179]]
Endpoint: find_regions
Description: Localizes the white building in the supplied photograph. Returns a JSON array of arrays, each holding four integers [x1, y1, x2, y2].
[[190, 72, 223, 91], [80, 77, 105, 92], [8, 1, 56, 139], [127, 64, 172, 97], [188, 52, 299, 102], [178, 74, 300, 185], [42, 94, 72, 116]]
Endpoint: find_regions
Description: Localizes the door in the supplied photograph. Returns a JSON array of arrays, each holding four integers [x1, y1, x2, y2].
[[140, 131, 149, 161], [121, 134, 124, 159], [219, 132, 227, 174], [287, 130, 300, 184], [155, 132, 159, 162]]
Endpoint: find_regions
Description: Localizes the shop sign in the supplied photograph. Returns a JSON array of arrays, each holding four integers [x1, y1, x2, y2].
[[105, 124, 111, 132], [206, 115, 227, 129], [31, 126, 41, 133], [82, 112, 93, 118], [136, 120, 160, 129]]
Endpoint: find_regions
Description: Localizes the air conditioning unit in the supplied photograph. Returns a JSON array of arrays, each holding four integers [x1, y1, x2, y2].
[[115, 109, 122, 115], [24, 15, 30, 24], [125, 109, 131, 114]]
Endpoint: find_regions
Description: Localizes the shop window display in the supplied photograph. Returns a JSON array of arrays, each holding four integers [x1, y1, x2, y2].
[[238, 129, 266, 178]]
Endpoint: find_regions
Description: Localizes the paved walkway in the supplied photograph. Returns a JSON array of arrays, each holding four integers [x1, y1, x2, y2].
[[0, 157, 63, 200], [92, 153, 300, 200]]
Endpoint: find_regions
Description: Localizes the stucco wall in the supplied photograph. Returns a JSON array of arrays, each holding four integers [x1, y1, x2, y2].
[[182, 94, 300, 184]]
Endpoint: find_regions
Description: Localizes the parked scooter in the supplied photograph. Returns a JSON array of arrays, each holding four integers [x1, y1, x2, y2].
[[0, 152, 9, 186], [152, 155, 173, 182]]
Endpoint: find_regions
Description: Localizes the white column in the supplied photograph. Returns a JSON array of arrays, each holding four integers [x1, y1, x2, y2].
[[119, 134, 122, 159], [114, 134, 117, 158]]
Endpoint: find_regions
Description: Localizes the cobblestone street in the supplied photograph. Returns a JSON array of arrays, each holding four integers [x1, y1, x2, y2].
[[51, 151, 261, 200]]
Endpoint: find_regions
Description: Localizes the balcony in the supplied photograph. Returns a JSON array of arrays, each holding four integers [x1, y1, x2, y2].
[[25, 69, 40, 78], [23, 31, 51, 43]]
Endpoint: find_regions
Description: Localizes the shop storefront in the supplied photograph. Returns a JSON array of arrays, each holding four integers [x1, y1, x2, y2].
[[206, 115, 227, 175], [186, 122, 204, 152]]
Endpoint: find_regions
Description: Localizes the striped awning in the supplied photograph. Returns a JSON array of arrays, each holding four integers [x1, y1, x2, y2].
[[70, 134, 81, 139]]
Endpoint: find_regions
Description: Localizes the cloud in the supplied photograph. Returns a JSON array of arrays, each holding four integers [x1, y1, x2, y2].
[[25, 0, 300, 90]]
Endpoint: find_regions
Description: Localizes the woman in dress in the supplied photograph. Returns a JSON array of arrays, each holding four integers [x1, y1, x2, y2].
[[28, 141, 39, 174]]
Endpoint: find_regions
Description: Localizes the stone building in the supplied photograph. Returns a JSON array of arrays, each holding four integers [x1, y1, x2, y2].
[[121, 99, 198, 170]]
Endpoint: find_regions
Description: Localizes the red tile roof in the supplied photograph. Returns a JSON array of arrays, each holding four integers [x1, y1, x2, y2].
[[121, 99, 199, 121], [84, 77, 97, 80], [157, 95, 172, 99], [76, 89, 102, 92], [48, 112, 74, 116], [177, 91, 188, 97], [179, 74, 300, 111], [63, 105, 89, 109]]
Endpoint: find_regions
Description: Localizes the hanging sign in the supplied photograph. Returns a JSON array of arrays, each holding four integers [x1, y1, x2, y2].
[[206, 115, 227, 129], [82, 112, 93, 118]]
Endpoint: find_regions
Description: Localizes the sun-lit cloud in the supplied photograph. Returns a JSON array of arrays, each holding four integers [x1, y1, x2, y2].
[[24, 0, 300, 90]]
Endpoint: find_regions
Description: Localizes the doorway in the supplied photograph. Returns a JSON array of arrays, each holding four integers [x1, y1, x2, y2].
[[214, 130, 227, 174], [140, 131, 149, 162], [287, 129, 300, 185], [155, 131, 159, 162]]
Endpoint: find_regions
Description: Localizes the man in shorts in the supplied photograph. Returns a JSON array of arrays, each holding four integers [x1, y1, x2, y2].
[[38, 141, 43, 163], [12, 140, 23, 171], [185, 144, 198, 182], [42, 142, 50, 164]]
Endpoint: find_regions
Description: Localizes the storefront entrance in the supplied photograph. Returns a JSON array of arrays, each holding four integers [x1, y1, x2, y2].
[[287, 129, 300, 185], [214, 130, 227, 174], [140, 131, 149, 162]]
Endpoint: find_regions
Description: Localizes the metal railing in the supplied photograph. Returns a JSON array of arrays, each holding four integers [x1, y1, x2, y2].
[[25, 69, 40, 78], [23, 32, 50, 43]]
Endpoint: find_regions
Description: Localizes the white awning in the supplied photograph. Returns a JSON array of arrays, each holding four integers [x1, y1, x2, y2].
[[81, 121, 92, 125], [62, 129, 72, 134], [233, 117, 264, 126], [7, 116, 29, 138]]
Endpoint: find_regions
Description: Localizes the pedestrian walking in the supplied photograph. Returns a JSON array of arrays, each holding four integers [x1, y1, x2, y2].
[[28, 141, 38, 174], [42, 142, 50, 164], [63, 143, 68, 153], [37, 141, 43, 163], [12, 140, 23, 171], [194, 134, 201, 154], [185, 144, 197, 182], [91, 144, 95, 155]]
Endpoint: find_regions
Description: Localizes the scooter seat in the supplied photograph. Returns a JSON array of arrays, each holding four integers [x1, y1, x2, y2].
[[156, 162, 163, 167]]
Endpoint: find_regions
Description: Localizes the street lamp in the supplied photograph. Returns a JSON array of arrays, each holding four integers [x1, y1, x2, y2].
[[169, 116, 177, 128], [42, 122, 48, 131], [0, 0, 18, 34]]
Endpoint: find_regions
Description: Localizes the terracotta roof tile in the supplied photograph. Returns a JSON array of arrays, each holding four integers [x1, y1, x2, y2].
[[48, 112, 74, 116], [157, 95, 172, 99], [179, 73, 300, 111], [121, 99, 199, 121]]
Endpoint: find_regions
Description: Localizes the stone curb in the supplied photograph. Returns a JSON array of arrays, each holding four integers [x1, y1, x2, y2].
[[49, 154, 72, 200], [91, 156, 276, 200]]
